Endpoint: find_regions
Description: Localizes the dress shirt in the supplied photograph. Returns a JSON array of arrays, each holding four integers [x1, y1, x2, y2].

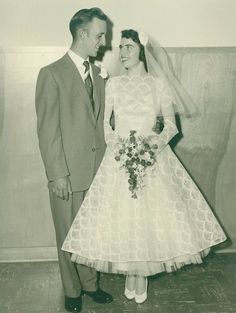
[[68, 50, 93, 82]]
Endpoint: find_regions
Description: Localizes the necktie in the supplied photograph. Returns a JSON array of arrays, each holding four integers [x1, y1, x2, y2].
[[83, 61, 94, 112]]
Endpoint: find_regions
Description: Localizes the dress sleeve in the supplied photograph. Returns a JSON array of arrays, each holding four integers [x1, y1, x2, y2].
[[151, 83, 178, 154], [104, 79, 116, 148]]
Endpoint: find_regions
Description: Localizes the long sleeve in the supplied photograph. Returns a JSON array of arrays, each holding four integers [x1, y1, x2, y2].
[[151, 83, 178, 154], [35, 67, 69, 181], [104, 79, 116, 148]]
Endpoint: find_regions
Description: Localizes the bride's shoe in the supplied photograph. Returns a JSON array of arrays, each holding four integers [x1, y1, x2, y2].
[[135, 278, 148, 304], [124, 276, 135, 300]]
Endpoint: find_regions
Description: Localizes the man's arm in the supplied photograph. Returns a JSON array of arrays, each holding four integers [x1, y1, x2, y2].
[[35, 67, 71, 200]]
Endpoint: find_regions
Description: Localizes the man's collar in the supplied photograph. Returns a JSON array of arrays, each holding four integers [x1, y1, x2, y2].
[[68, 49, 89, 66]]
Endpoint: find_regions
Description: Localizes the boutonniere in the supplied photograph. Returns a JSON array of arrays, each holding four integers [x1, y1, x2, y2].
[[99, 66, 108, 79], [95, 61, 109, 79]]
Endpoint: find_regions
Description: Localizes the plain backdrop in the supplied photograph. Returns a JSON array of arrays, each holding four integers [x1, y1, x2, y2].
[[0, 0, 236, 47], [0, 0, 236, 261]]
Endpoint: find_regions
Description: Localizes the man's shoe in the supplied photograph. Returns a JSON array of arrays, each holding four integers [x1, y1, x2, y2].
[[82, 288, 113, 303], [65, 296, 82, 312]]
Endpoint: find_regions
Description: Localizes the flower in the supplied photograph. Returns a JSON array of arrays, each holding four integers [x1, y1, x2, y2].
[[99, 66, 108, 79], [94, 61, 109, 79], [137, 29, 148, 46], [143, 152, 151, 161], [114, 130, 158, 198]]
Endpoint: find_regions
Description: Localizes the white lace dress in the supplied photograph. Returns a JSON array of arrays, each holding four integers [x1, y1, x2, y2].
[[62, 75, 226, 276]]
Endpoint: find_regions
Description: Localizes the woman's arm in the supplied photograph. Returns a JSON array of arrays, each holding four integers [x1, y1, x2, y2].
[[150, 83, 178, 153], [104, 79, 116, 148]]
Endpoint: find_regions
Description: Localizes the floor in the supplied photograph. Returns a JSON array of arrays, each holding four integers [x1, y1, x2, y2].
[[0, 252, 236, 313]]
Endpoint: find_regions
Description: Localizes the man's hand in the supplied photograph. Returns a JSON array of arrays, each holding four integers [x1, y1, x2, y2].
[[51, 176, 72, 201]]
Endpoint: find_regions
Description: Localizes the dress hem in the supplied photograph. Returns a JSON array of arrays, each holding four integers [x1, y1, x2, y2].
[[69, 248, 213, 276]]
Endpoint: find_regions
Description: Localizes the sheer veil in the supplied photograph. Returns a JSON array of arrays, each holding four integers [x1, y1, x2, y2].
[[144, 33, 198, 117], [109, 30, 199, 118]]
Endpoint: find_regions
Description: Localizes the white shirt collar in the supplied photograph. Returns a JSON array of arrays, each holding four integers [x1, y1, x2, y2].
[[68, 49, 91, 81]]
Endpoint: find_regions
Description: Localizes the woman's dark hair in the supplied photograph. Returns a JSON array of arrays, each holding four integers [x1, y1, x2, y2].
[[121, 29, 147, 71], [70, 7, 107, 40]]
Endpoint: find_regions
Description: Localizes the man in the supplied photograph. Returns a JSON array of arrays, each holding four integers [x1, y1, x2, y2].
[[35, 8, 113, 312]]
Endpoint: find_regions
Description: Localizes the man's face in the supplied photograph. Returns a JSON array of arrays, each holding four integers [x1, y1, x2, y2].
[[119, 38, 140, 69], [83, 17, 107, 57]]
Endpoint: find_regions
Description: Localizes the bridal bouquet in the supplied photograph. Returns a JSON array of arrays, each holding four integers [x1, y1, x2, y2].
[[114, 130, 158, 199]]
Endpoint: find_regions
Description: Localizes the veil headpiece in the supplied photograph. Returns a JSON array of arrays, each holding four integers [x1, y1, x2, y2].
[[117, 29, 199, 118]]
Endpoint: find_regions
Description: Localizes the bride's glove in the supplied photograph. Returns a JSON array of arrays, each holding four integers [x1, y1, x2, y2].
[[149, 83, 178, 154], [149, 119, 178, 154]]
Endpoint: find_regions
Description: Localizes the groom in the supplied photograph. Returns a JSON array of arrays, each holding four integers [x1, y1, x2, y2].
[[35, 8, 113, 312]]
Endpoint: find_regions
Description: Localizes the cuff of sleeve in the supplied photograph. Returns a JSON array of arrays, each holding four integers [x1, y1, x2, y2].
[[46, 163, 70, 182]]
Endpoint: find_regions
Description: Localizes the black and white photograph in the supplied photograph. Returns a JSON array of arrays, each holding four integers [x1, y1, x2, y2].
[[0, 0, 236, 312]]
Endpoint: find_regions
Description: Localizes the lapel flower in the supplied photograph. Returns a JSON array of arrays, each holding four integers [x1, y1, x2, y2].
[[99, 66, 108, 79], [95, 61, 109, 79]]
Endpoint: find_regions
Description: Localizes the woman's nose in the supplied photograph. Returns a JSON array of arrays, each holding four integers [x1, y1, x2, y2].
[[120, 49, 127, 58]]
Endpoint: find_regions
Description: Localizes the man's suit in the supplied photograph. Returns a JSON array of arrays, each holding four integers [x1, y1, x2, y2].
[[35, 53, 106, 297]]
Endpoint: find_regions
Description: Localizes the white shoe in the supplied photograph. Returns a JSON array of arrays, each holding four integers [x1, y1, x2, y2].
[[124, 276, 135, 300], [135, 278, 148, 304]]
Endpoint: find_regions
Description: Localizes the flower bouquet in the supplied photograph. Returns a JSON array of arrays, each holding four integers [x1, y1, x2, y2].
[[114, 130, 158, 199]]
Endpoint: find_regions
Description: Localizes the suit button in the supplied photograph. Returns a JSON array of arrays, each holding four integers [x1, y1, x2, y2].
[[92, 147, 96, 152]]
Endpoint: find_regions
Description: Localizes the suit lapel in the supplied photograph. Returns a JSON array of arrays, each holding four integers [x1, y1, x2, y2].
[[91, 64, 101, 122], [62, 54, 96, 125]]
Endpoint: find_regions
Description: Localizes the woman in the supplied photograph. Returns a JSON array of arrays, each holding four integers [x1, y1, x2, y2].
[[62, 29, 226, 304]]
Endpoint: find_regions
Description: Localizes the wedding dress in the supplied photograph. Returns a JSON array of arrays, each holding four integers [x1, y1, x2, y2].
[[62, 74, 226, 276]]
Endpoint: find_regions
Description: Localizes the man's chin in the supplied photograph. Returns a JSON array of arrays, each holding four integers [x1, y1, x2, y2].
[[94, 49, 100, 56], [88, 49, 99, 58], [90, 52, 97, 58]]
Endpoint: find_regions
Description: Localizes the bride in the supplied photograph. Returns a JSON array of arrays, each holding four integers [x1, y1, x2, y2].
[[62, 29, 226, 303]]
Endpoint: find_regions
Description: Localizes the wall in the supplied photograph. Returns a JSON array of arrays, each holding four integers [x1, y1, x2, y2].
[[0, 0, 235, 261], [0, 0, 236, 47], [0, 46, 235, 261]]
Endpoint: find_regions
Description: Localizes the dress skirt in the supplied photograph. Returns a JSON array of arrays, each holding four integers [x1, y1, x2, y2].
[[62, 145, 226, 276]]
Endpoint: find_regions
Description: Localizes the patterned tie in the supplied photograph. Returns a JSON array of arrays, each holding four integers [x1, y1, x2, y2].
[[83, 61, 94, 112]]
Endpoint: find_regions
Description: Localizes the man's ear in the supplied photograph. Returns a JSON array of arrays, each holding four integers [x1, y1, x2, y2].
[[78, 28, 88, 40]]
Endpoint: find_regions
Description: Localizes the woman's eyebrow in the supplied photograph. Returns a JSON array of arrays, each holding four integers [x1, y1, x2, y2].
[[119, 44, 134, 49]]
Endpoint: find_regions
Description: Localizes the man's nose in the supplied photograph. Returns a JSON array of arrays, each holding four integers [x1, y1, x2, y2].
[[100, 35, 106, 46]]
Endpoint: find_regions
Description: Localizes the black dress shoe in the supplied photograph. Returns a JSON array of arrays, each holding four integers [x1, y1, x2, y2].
[[82, 288, 113, 303], [65, 295, 82, 312]]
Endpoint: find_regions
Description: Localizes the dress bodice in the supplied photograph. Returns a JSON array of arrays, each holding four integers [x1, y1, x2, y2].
[[107, 75, 163, 137], [104, 74, 178, 153]]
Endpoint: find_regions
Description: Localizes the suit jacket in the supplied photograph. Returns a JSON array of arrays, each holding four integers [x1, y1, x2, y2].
[[35, 53, 106, 191]]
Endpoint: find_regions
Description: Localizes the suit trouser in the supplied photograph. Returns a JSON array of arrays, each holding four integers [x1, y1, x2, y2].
[[49, 188, 98, 297]]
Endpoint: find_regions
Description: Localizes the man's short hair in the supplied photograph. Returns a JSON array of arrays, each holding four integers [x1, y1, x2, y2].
[[69, 7, 107, 40]]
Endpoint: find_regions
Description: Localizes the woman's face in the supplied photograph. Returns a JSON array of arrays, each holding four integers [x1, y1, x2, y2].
[[119, 37, 140, 69]]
